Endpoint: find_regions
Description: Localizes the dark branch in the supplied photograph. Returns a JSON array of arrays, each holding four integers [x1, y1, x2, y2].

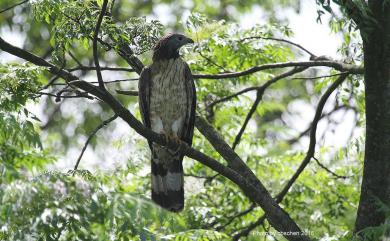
[[207, 67, 307, 110], [241, 36, 316, 57], [116, 90, 139, 96], [232, 91, 262, 150], [37, 91, 94, 101], [275, 74, 348, 203], [92, 0, 109, 90], [313, 157, 350, 179], [68, 66, 134, 72], [51, 78, 138, 87], [232, 215, 267, 241], [0, 0, 28, 14], [195, 116, 310, 241], [74, 114, 118, 170], [286, 105, 353, 144], [291, 71, 350, 80], [215, 203, 256, 231], [232, 67, 308, 149], [192, 61, 362, 79]]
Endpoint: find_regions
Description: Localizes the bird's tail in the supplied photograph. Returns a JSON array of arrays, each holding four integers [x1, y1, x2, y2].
[[151, 148, 184, 212]]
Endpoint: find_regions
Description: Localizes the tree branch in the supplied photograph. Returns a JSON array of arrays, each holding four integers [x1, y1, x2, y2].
[[215, 203, 256, 231], [228, 73, 349, 240], [0, 0, 28, 14], [240, 36, 316, 57], [193, 61, 362, 79], [68, 66, 134, 72], [116, 90, 139, 96], [92, 0, 109, 90], [231, 67, 308, 149], [74, 114, 118, 170], [207, 67, 308, 110], [0, 37, 311, 241], [286, 105, 353, 144], [232, 215, 267, 241], [313, 157, 350, 179], [275, 73, 348, 203]]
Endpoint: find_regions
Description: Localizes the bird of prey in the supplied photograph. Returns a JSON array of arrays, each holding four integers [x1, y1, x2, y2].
[[138, 33, 196, 212]]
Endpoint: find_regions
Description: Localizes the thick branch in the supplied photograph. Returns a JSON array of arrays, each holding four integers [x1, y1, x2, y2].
[[195, 116, 310, 241]]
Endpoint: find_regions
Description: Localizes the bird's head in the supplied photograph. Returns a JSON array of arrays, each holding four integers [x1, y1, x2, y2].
[[153, 33, 194, 61]]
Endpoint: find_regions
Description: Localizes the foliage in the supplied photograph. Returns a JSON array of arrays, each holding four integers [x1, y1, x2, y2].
[[0, 170, 227, 240], [0, 0, 369, 240]]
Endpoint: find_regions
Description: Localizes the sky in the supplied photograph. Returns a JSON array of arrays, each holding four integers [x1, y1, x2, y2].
[[1, 0, 359, 171]]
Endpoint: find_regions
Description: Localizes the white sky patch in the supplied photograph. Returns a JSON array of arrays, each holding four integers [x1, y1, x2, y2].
[[239, 0, 342, 58], [0, 27, 25, 62]]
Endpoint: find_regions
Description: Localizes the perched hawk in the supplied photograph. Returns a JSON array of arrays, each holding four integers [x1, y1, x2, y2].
[[138, 33, 196, 212]]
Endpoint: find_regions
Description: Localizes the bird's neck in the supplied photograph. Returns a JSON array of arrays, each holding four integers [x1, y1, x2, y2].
[[152, 47, 179, 62]]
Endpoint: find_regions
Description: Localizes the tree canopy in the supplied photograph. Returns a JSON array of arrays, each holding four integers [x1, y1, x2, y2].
[[0, 0, 389, 240]]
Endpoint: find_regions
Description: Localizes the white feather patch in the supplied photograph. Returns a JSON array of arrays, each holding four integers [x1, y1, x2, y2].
[[151, 115, 164, 133], [171, 116, 184, 135]]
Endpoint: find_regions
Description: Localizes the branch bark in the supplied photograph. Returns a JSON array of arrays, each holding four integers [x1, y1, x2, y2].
[[92, 0, 109, 90]]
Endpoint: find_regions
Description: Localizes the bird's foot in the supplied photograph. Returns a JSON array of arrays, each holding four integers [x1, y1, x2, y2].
[[162, 133, 183, 154]]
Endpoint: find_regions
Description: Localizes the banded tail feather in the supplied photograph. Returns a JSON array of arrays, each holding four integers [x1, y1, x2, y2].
[[151, 150, 184, 212]]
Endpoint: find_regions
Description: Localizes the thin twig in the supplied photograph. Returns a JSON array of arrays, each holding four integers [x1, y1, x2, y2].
[[313, 157, 350, 179], [116, 90, 138, 96], [92, 0, 109, 90], [68, 66, 134, 72], [206, 67, 312, 110], [286, 105, 352, 144], [231, 67, 308, 150], [68, 51, 83, 67], [51, 78, 138, 86], [291, 71, 350, 80], [240, 36, 316, 57], [37, 91, 94, 100], [0, 0, 28, 14], [215, 203, 256, 231], [232, 215, 267, 241], [74, 114, 118, 170], [198, 51, 230, 72], [232, 90, 263, 150]]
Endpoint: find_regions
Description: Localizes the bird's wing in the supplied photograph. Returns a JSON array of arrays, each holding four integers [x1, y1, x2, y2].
[[138, 67, 153, 148], [182, 63, 196, 146]]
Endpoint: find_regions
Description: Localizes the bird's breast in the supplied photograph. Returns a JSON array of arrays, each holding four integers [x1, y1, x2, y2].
[[150, 58, 188, 133]]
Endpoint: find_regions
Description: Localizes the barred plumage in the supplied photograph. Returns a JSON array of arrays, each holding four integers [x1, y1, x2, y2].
[[138, 34, 196, 212]]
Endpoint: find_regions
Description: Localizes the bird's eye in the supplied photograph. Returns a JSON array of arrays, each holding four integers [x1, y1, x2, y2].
[[178, 36, 183, 41]]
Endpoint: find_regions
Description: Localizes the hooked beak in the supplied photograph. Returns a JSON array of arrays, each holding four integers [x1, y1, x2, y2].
[[185, 37, 194, 44]]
